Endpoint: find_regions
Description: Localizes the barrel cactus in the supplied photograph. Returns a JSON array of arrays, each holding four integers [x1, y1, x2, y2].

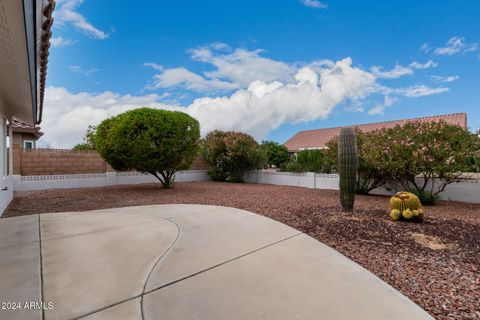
[[389, 191, 424, 222], [338, 127, 358, 211]]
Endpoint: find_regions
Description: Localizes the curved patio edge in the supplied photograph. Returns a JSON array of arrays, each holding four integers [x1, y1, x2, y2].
[[0, 204, 434, 320]]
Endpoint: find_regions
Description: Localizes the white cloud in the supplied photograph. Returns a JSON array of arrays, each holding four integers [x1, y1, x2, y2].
[[41, 58, 377, 147], [367, 95, 398, 115], [345, 101, 365, 113], [300, 0, 328, 9], [371, 64, 414, 79], [68, 65, 98, 76], [376, 83, 449, 99], [433, 37, 479, 56], [190, 45, 297, 87], [371, 59, 437, 79], [146, 67, 237, 92], [40, 87, 169, 147], [143, 63, 163, 71], [409, 60, 437, 69], [401, 85, 449, 98], [367, 105, 385, 115], [145, 46, 297, 92], [55, 0, 108, 39], [420, 43, 431, 53], [210, 42, 231, 50], [430, 75, 459, 83], [50, 37, 76, 47], [383, 95, 398, 107], [464, 43, 479, 52]]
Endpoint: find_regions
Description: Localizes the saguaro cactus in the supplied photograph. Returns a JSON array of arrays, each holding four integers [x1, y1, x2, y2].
[[338, 127, 358, 211]]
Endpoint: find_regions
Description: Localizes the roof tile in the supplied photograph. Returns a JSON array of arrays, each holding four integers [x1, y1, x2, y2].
[[284, 113, 467, 152]]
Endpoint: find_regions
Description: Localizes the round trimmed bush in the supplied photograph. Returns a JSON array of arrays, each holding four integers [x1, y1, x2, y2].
[[95, 108, 200, 188]]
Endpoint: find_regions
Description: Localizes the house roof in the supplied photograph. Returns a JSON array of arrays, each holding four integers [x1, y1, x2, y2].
[[37, 0, 56, 124], [11, 119, 44, 139], [0, 0, 54, 126], [284, 113, 468, 152]]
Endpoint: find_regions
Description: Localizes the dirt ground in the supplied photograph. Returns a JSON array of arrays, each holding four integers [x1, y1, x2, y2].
[[4, 181, 480, 319]]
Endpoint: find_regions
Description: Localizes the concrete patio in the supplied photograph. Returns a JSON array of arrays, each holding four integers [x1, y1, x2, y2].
[[0, 204, 433, 320]]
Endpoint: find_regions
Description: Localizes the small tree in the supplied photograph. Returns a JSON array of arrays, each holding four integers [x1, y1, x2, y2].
[[95, 108, 200, 188], [72, 143, 94, 151], [202, 130, 266, 182], [261, 140, 290, 168], [84, 125, 97, 149], [72, 125, 98, 151]]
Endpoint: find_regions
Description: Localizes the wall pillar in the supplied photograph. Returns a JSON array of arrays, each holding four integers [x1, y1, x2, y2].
[[305, 172, 316, 189], [105, 172, 117, 186]]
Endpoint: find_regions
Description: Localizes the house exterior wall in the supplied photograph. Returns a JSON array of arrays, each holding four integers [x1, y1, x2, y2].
[[0, 115, 14, 215]]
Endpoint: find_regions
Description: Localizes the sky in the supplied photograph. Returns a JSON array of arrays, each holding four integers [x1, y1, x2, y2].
[[42, 0, 480, 147]]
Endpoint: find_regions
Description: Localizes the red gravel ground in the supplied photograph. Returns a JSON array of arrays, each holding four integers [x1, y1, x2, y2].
[[4, 181, 480, 319]]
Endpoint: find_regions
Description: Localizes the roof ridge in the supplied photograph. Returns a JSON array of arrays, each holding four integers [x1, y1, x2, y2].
[[295, 112, 466, 133]]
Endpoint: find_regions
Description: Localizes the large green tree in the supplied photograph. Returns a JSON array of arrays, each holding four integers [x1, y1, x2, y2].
[[202, 130, 267, 182], [95, 108, 200, 188], [261, 140, 290, 168]]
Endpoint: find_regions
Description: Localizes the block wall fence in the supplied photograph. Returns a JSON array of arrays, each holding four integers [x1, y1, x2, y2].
[[8, 146, 480, 205], [245, 171, 480, 204], [12, 145, 208, 176]]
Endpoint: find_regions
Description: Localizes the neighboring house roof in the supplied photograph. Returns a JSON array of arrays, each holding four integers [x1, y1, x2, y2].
[[284, 113, 468, 152], [11, 119, 44, 140]]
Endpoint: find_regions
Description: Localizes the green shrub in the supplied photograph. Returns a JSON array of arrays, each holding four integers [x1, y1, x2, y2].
[[326, 129, 386, 194], [202, 130, 267, 182], [469, 156, 480, 173], [279, 159, 304, 172], [362, 121, 477, 204], [72, 143, 94, 151], [469, 132, 480, 172], [95, 108, 200, 188], [326, 122, 478, 202], [297, 149, 333, 173], [261, 140, 290, 168], [280, 150, 334, 173]]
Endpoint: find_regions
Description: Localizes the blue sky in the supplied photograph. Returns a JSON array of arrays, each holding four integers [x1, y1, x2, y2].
[[43, 0, 480, 147]]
